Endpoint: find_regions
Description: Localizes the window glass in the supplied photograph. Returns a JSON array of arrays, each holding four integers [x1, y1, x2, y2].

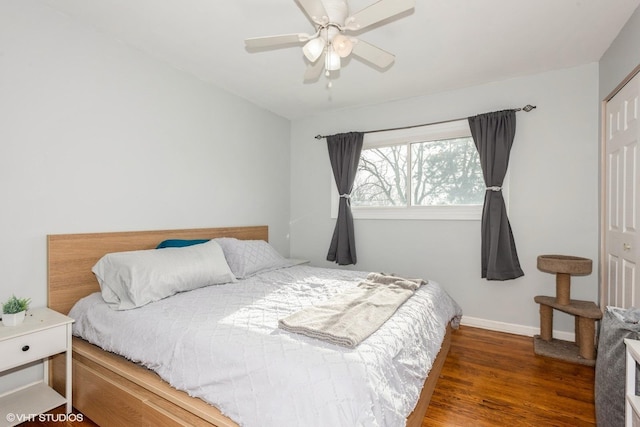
[[331, 120, 505, 220], [410, 137, 485, 206], [352, 145, 407, 207]]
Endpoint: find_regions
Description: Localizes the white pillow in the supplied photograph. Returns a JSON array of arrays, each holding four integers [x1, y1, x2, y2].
[[93, 239, 235, 310], [214, 238, 294, 279]]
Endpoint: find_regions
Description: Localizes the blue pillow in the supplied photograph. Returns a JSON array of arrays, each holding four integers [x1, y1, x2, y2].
[[156, 239, 210, 249]]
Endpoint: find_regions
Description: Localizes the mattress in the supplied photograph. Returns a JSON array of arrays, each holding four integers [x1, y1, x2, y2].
[[70, 265, 462, 427]]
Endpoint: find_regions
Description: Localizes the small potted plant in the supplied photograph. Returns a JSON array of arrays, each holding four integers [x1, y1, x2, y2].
[[2, 295, 31, 326]]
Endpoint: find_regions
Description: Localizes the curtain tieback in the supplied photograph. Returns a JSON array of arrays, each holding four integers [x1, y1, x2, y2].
[[486, 186, 502, 192], [339, 193, 351, 199]]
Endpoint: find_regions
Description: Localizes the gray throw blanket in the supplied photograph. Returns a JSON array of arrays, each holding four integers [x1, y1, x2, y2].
[[278, 273, 428, 348]]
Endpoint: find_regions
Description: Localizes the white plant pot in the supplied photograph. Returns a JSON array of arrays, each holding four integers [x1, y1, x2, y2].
[[2, 310, 26, 326]]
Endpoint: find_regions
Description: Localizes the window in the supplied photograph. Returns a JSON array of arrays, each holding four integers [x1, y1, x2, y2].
[[331, 120, 506, 220]]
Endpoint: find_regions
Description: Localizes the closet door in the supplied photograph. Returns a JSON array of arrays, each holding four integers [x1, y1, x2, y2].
[[604, 70, 640, 308]]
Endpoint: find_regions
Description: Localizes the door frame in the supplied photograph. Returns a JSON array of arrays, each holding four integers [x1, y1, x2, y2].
[[600, 63, 640, 309]]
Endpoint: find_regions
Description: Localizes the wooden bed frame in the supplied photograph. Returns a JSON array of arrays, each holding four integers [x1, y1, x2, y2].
[[47, 225, 452, 427]]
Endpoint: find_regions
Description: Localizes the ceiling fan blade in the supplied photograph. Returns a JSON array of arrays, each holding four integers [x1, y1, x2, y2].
[[304, 52, 326, 82], [351, 39, 395, 68], [245, 33, 310, 49], [295, 0, 329, 26], [346, 0, 415, 31]]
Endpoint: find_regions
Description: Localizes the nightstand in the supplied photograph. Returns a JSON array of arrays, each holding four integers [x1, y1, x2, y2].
[[0, 307, 74, 427]]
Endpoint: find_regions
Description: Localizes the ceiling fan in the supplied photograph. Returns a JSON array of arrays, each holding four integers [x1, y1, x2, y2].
[[244, 0, 416, 83]]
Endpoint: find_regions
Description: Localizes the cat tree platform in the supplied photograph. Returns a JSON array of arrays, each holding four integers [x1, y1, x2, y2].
[[534, 255, 601, 366]]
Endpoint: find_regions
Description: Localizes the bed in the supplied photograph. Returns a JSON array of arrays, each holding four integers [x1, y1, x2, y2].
[[48, 225, 461, 426]]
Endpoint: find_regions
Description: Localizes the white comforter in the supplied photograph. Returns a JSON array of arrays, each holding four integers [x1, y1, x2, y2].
[[70, 265, 462, 427]]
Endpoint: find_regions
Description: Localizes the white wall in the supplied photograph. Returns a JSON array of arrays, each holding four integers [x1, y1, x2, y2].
[[599, 4, 640, 99], [290, 63, 600, 337], [0, 0, 290, 392]]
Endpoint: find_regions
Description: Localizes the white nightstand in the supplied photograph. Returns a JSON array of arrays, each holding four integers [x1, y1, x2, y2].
[[0, 307, 74, 427]]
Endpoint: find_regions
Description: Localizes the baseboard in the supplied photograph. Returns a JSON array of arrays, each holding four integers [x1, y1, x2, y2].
[[461, 316, 576, 342]]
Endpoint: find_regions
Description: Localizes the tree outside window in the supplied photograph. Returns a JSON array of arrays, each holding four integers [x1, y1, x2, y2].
[[352, 137, 484, 208]]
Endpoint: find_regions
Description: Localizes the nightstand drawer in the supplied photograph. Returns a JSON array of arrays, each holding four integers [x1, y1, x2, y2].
[[0, 325, 67, 371]]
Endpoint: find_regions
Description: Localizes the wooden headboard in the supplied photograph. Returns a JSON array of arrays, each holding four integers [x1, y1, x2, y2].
[[47, 225, 268, 314]]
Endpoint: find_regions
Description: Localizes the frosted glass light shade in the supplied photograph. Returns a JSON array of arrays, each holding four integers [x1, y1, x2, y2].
[[303, 38, 325, 62], [332, 34, 353, 57], [325, 48, 341, 71]]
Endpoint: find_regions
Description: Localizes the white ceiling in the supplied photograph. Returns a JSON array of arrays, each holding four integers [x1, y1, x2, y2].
[[41, 0, 640, 120]]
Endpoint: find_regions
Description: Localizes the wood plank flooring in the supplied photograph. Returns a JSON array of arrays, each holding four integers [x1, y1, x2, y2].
[[21, 326, 596, 427], [424, 326, 596, 426]]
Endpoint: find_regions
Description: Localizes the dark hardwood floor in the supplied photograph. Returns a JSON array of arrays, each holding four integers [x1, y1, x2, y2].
[[22, 326, 596, 426]]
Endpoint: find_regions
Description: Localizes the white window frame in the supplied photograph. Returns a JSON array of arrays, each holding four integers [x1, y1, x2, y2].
[[330, 120, 510, 221]]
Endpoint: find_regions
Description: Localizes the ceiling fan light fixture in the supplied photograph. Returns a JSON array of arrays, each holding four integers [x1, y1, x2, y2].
[[325, 47, 341, 71], [245, 0, 417, 84], [302, 37, 326, 62], [332, 34, 353, 57]]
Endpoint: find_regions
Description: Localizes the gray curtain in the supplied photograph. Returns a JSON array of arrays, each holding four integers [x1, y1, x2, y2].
[[326, 132, 364, 265], [468, 110, 524, 280]]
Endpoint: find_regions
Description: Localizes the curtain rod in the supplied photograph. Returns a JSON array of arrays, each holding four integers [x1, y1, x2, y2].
[[314, 104, 537, 140]]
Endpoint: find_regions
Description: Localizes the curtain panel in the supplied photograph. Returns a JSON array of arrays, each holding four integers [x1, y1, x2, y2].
[[468, 110, 524, 280], [326, 132, 364, 265]]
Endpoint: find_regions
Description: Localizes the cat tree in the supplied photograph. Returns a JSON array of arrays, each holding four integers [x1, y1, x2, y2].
[[534, 254, 601, 366]]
